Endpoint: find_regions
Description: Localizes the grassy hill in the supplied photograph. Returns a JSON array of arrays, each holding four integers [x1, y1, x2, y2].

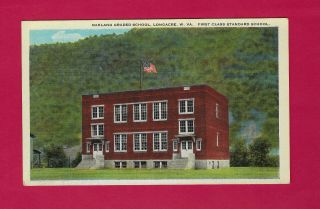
[[30, 28, 278, 150]]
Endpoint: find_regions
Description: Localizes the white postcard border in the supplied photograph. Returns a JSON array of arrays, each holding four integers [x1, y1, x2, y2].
[[22, 18, 289, 186]]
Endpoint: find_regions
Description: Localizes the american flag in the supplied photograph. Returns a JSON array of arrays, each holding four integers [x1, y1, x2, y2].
[[143, 61, 157, 73]]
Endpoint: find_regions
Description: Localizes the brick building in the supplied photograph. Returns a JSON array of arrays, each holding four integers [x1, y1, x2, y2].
[[77, 85, 230, 169]]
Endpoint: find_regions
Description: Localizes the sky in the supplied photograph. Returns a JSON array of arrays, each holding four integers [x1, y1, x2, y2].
[[30, 29, 130, 45]]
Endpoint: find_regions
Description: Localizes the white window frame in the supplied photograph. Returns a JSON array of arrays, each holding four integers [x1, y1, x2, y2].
[[105, 141, 110, 152], [153, 101, 168, 121], [196, 139, 202, 151], [216, 103, 220, 119], [86, 143, 90, 153], [134, 161, 147, 168], [114, 104, 128, 123], [173, 140, 178, 152], [114, 161, 127, 168], [153, 132, 168, 151], [153, 161, 168, 168], [178, 119, 195, 134], [114, 134, 127, 152], [133, 103, 147, 122], [91, 123, 104, 137], [134, 133, 147, 152], [178, 98, 194, 114], [216, 132, 220, 147], [91, 105, 104, 119]]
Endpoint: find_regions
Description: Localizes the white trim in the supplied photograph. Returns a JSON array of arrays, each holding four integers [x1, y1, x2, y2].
[[133, 103, 147, 122], [114, 104, 128, 123], [153, 119, 167, 122], [216, 132, 220, 147], [153, 132, 168, 152], [177, 98, 194, 101], [91, 105, 104, 120], [90, 123, 104, 137], [114, 161, 127, 168], [114, 134, 127, 152], [86, 143, 90, 153], [114, 121, 127, 124], [113, 130, 168, 135], [153, 161, 168, 168], [196, 139, 202, 151], [178, 119, 195, 134], [133, 133, 148, 152], [173, 140, 178, 152], [216, 103, 220, 119], [153, 101, 168, 121], [178, 118, 195, 121], [113, 100, 168, 106], [105, 141, 110, 152], [133, 161, 147, 168], [178, 98, 194, 115], [90, 122, 105, 125]]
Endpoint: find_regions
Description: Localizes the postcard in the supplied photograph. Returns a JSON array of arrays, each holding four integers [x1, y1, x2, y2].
[[22, 18, 289, 185]]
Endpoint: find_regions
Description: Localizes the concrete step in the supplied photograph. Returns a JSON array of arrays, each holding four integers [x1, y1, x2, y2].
[[169, 159, 189, 169], [169, 156, 195, 169], [77, 157, 104, 169]]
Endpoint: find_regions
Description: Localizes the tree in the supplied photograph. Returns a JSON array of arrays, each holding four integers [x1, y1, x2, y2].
[[230, 139, 249, 167], [44, 144, 67, 167], [30, 28, 279, 151], [248, 138, 271, 167]]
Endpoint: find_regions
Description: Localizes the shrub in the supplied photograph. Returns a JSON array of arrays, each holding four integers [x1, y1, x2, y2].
[[230, 139, 249, 167], [71, 152, 82, 167], [267, 155, 279, 167], [44, 144, 67, 168], [248, 138, 272, 167]]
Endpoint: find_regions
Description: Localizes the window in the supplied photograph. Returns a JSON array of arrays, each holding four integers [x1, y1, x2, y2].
[[153, 161, 168, 168], [134, 133, 147, 151], [91, 123, 104, 137], [141, 161, 147, 168], [114, 105, 128, 122], [153, 132, 167, 151], [179, 99, 194, 114], [133, 103, 147, 122], [196, 139, 202, 151], [216, 103, 220, 119], [86, 143, 90, 153], [91, 105, 104, 119], [105, 141, 109, 152], [179, 119, 194, 134], [114, 134, 127, 152], [173, 140, 178, 152], [216, 132, 220, 147], [153, 101, 167, 120], [134, 161, 147, 168], [115, 161, 127, 168], [115, 161, 121, 168]]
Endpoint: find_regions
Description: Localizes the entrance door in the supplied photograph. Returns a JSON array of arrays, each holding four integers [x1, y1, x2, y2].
[[93, 143, 103, 159], [181, 140, 193, 158]]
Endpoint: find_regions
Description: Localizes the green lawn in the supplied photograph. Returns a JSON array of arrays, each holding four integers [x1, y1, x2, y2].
[[31, 167, 278, 180]]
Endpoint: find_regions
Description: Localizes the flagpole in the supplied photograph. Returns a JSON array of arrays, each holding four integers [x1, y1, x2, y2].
[[140, 60, 142, 90]]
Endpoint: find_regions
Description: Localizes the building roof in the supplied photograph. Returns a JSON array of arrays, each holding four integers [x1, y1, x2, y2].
[[82, 84, 227, 99]]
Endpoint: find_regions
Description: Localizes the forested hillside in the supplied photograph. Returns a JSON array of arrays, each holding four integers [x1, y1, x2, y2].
[[30, 28, 278, 152]]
